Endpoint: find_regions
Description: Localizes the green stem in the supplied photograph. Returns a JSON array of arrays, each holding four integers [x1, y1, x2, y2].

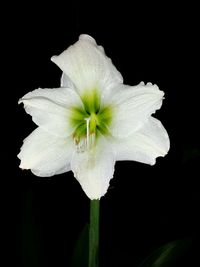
[[89, 200, 100, 267]]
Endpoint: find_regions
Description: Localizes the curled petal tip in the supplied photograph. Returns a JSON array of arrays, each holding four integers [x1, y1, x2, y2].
[[50, 55, 57, 63], [147, 82, 153, 86], [79, 34, 96, 44], [19, 162, 26, 170], [18, 98, 23, 104]]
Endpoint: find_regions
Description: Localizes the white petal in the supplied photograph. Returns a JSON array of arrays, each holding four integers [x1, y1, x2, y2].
[[114, 117, 170, 165], [19, 87, 82, 137], [18, 127, 74, 176], [70, 138, 116, 199], [60, 72, 74, 88], [51, 34, 123, 95], [104, 82, 164, 138]]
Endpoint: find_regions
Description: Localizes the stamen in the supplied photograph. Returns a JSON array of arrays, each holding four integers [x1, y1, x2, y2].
[[91, 133, 95, 147], [85, 117, 91, 149], [73, 117, 97, 153]]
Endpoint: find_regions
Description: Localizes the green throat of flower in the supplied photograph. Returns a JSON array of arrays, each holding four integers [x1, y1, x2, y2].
[[70, 89, 113, 152]]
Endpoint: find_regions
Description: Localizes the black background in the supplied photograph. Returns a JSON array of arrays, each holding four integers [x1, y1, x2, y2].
[[4, 1, 200, 266]]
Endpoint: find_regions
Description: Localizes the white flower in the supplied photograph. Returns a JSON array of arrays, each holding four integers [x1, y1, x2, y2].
[[18, 34, 170, 200]]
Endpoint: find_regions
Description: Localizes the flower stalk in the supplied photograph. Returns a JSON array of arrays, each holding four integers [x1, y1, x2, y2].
[[89, 200, 100, 267]]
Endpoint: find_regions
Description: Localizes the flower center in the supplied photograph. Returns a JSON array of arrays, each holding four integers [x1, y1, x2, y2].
[[70, 89, 112, 152]]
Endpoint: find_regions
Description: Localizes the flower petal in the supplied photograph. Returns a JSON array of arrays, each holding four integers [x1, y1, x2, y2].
[[60, 72, 74, 88], [70, 138, 116, 199], [114, 117, 170, 165], [104, 82, 164, 138], [18, 127, 74, 176], [19, 87, 82, 137], [51, 34, 123, 95]]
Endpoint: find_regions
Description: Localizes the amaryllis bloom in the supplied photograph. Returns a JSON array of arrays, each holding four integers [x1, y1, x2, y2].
[[18, 34, 169, 199]]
